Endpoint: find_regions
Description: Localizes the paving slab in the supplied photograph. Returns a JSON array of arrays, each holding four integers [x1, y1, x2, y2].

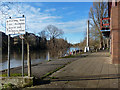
[[29, 51, 120, 89]]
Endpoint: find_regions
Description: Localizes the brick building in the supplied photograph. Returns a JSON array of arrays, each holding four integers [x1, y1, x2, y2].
[[101, 0, 120, 64], [110, 1, 120, 64]]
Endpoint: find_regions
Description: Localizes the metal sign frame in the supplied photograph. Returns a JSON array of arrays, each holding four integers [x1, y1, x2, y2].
[[6, 16, 25, 77], [6, 17, 25, 35]]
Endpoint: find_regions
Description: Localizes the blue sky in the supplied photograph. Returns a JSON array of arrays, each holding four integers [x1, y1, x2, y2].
[[0, 2, 93, 44]]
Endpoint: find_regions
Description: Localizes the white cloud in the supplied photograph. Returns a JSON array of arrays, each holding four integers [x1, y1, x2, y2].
[[0, 3, 87, 36], [55, 19, 87, 33]]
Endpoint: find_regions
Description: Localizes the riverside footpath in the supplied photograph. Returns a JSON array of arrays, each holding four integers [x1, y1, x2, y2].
[[25, 51, 120, 89], [1, 51, 120, 89]]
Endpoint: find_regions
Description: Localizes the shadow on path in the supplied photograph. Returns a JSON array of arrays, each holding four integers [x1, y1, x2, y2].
[[33, 74, 120, 86], [34, 78, 51, 86]]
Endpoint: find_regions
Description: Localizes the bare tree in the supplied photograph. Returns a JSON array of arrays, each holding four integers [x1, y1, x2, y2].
[[0, 2, 12, 28], [89, 26, 100, 48], [0, 2, 23, 28], [47, 38, 69, 57], [89, 2, 108, 49], [43, 25, 69, 57], [38, 30, 47, 39], [44, 25, 64, 39]]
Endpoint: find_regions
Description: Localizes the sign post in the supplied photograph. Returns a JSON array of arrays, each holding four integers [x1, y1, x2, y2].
[[20, 34, 24, 77], [8, 34, 10, 77], [22, 36, 24, 77], [6, 16, 25, 77]]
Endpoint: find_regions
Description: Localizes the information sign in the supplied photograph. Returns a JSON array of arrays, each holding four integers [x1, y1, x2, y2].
[[6, 18, 25, 34]]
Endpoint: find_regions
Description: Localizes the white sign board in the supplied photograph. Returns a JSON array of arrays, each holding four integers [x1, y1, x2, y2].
[[6, 18, 25, 35]]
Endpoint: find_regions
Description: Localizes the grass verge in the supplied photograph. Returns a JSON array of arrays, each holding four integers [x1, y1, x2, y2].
[[0, 73, 28, 77]]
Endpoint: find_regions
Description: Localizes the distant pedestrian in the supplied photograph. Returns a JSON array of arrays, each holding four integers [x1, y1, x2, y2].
[[69, 52, 72, 56]]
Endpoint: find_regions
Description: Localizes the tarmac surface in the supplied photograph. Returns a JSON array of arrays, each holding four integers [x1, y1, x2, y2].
[[25, 51, 120, 89], [1, 53, 87, 78], [1, 51, 120, 89]]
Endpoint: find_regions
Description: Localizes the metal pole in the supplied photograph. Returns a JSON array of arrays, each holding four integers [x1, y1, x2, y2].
[[22, 37, 24, 77], [8, 34, 10, 77], [87, 20, 89, 47], [22, 15, 25, 77]]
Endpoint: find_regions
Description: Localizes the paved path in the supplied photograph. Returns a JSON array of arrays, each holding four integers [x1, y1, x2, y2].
[[1, 55, 87, 78], [28, 51, 120, 89]]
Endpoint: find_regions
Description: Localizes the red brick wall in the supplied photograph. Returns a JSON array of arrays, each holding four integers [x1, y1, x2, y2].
[[111, 2, 120, 64]]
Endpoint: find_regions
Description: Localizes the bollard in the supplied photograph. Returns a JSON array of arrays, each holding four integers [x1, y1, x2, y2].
[[48, 51, 50, 61]]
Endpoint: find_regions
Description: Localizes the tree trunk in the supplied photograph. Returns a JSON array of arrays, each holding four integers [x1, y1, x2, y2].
[[27, 43, 31, 77], [99, 35, 103, 50]]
